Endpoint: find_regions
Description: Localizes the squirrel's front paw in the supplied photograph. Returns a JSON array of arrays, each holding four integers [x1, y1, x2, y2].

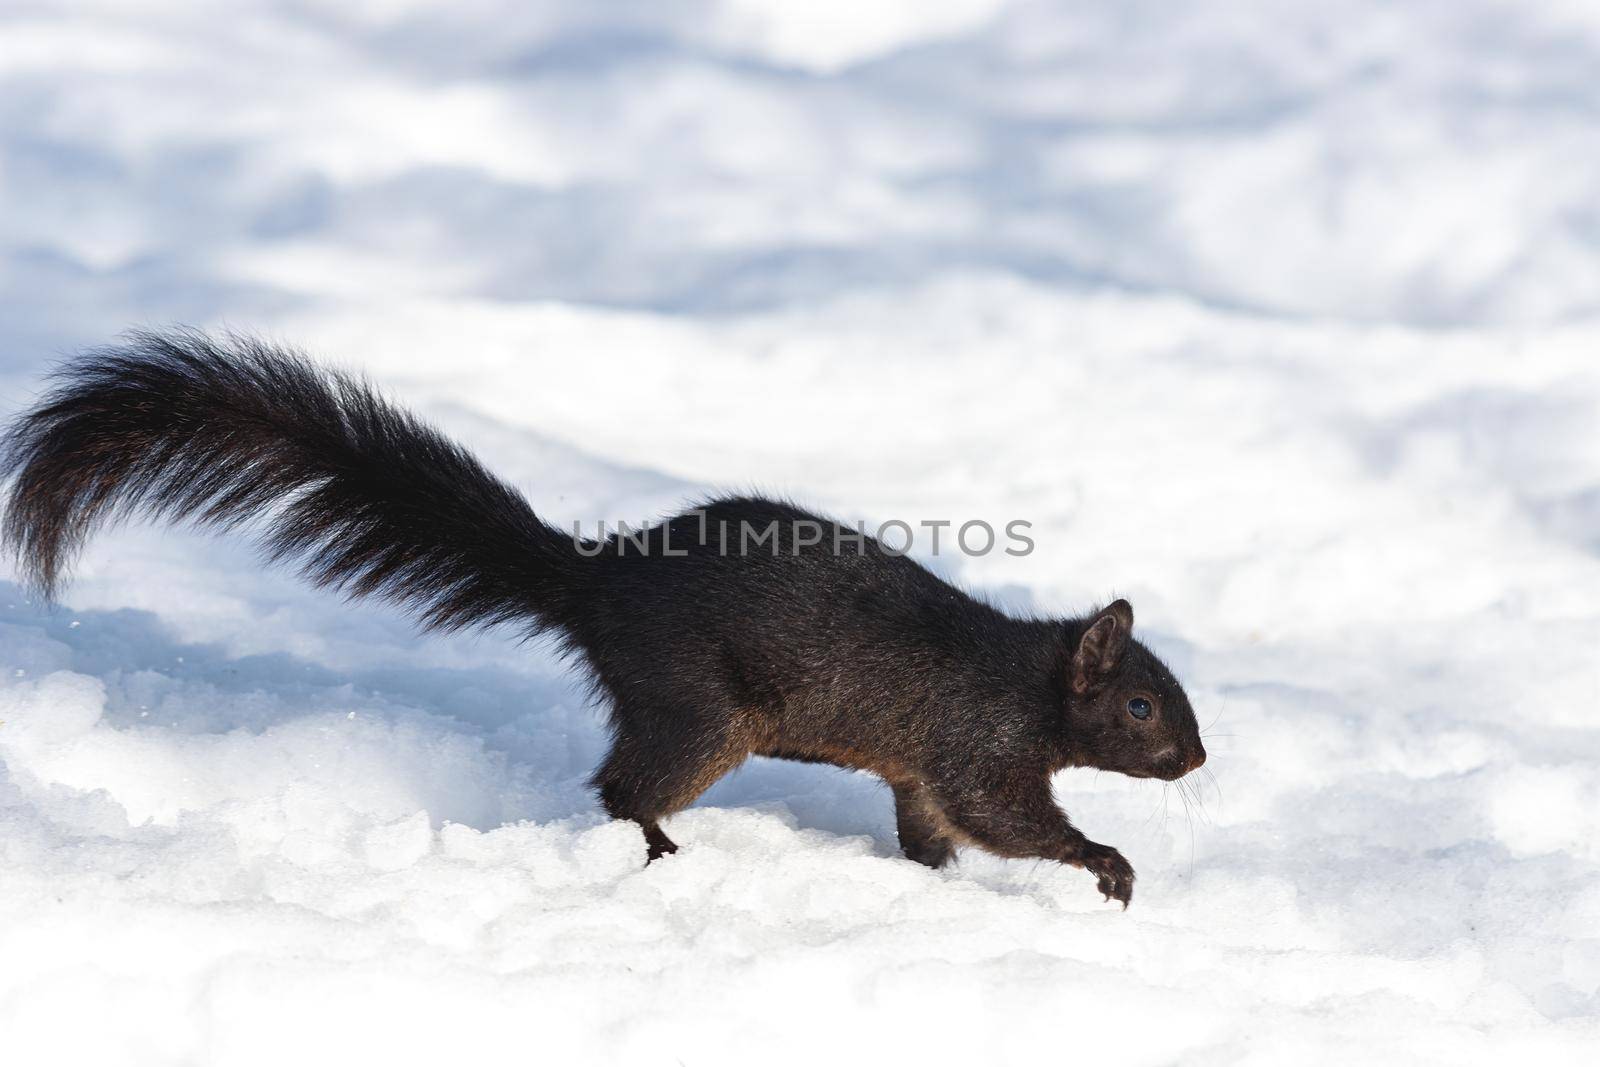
[[1078, 843, 1135, 908]]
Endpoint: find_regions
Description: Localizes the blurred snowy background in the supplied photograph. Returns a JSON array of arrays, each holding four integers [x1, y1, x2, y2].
[[2, 1, 1599, 1062]]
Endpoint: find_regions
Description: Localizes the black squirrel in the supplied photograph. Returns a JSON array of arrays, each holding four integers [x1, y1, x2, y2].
[[0, 329, 1206, 906]]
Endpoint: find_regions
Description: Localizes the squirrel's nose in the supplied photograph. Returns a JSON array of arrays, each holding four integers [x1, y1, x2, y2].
[[1183, 748, 1207, 774]]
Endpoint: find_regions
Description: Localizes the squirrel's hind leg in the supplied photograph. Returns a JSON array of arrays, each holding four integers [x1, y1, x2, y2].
[[593, 705, 750, 863]]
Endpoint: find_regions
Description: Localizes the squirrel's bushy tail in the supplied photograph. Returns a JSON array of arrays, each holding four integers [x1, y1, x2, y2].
[[1, 328, 585, 636]]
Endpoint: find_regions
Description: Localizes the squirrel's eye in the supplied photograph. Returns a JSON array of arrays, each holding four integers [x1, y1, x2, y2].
[[1127, 697, 1153, 720]]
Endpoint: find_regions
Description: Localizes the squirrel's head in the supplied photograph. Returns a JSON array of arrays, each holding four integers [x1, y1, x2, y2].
[[1060, 599, 1205, 781]]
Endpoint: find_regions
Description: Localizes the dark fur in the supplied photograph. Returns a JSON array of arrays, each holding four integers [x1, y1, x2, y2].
[[1, 329, 1205, 905]]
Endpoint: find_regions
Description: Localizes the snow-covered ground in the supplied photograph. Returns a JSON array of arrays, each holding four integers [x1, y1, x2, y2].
[[3, 2, 1600, 1062]]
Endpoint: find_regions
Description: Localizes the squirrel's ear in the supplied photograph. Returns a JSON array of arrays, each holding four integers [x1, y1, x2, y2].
[[1070, 599, 1133, 694]]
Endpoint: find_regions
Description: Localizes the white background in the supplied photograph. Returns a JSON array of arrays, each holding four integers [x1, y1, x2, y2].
[[1, 2, 1598, 1062]]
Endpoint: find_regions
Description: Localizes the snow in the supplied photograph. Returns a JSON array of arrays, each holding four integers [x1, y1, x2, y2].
[[2, 1, 1599, 1062]]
